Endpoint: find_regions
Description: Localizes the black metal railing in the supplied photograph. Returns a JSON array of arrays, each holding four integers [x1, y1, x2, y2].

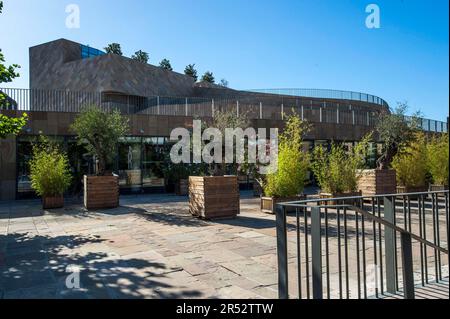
[[276, 190, 449, 299]]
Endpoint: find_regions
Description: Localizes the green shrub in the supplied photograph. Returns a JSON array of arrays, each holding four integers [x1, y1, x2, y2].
[[311, 135, 371, 193], [29, 138, 72, 197], [71, 106, 129, 175], [391, 133, 428, 187], [426, 134, 449, 186], [263, 113, 309, 198]]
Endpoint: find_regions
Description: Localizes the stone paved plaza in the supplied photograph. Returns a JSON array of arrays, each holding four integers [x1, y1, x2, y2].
[[0, 192, 448, 299]]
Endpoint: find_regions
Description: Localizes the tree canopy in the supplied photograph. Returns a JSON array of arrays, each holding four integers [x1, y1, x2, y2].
[[159, 59, 173, 71], [201, 71, 215, 84], [104, 43, 123, 56], [131, 50, 149, 64], [184, 64, 198, 81]]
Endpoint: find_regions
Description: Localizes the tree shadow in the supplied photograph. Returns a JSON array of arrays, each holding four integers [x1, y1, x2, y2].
[[0, 232, 203, 299]]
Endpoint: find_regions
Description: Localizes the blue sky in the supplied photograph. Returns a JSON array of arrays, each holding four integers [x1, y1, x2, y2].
[[0, 0, 448, 121]]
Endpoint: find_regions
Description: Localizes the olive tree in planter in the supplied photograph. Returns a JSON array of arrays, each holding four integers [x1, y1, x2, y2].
[[427, 134, 449, 192], [29, 137, 72, 209], [312, 135, 370, 205], [189, 109, 249, 220], [260, 113, 310, 214], [392, 132, 429, 194], [71, 106, 129, 209], [358, 103, 420, 196]]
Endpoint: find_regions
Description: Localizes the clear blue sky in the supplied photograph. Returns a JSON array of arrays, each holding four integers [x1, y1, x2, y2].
[[0, 0, 448, 121]]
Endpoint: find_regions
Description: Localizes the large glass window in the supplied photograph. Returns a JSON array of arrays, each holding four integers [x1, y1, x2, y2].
[[81, 45, 105, 59], [142, 137, 166, 189], [117, 137, 143, 191]]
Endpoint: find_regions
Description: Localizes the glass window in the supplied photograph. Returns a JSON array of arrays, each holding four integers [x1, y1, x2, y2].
[[117, 137, 142, 190], [81, 45, 105, 59], [142, 138, 166, 188]]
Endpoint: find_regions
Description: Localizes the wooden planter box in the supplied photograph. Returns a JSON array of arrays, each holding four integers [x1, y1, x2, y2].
[[175, 179, 188, 196], [397, 185, 428, 195], [319, 191, 362, 206], [357, 169, 397, 196], [429, 184, 448, 192], [260, 195, 306, 214], [84, 175, 119, 209], [189, 176, 239, 220], [42, 195, 64, 209]]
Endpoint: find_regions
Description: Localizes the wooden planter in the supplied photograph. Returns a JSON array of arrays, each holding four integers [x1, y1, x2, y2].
[[175, 179, 188, 196], [42, 195, 64, 209], [429, 184, 448, 192], [84, 175, 119, 209], [319, 191, 362, 206], [397, 185, 428, 195], [189, 176, 239, 220], [357, 169, 397, 196], [260, 195, 306, 214]]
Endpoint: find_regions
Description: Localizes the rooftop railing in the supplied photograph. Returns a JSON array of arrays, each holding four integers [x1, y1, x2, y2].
[[247, 88, 389, 107], [0, 87, 447, 133]]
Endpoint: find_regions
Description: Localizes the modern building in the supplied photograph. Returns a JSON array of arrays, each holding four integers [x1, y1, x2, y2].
[[0, 39, 448, 200]]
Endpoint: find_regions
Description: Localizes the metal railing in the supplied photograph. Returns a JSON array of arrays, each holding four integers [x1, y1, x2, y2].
[[247, 88, 389, 107], [276, 190, 449, 299], [1, 87, 447, 132]]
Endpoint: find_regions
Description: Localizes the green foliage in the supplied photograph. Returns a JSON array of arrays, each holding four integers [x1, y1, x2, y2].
[[201, 71, 215, 84], [391, 132, 428, 187], [104, 43, 123, 55], [29, 137, 72, 197], [71, 106, 129, 175], [184, 64, 198, 81], [426, 134, 449, 186], [263, 113, 310, 198], [311, 135, 371, 193], [159, 59, 173, 71], [0, 112, 28, 139], [131, 50, 149, 63], [375, 102, 421, 169], [219, 79, 229, 88]]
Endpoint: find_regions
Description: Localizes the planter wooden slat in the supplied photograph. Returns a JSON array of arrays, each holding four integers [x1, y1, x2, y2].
[[189, 176, 239, 220], [43, 195, 64, 209], [260, 195, 306, 214], [84, 175, 119, 209], [357, 169, 396, 196], [319, 191, 362, 206]]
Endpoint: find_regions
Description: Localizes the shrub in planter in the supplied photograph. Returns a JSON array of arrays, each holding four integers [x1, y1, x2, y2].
[[71, 106, 129, 209], [312, 135, 370, 204], [392, 132, 428, 193], [359, 103, 421, 196], [261, 113, 310, 213], [29, 137, 72, 209], [427, 134, 449, 191]]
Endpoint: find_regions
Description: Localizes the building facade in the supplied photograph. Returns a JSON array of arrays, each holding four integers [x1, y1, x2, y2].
[[0, 39, 447, 200]]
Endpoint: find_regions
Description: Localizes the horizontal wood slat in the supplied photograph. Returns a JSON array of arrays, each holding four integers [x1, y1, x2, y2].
[[84, 175, 119, 209]]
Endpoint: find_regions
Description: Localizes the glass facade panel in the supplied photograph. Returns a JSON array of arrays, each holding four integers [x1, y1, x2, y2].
[[117, 137, 143, 191], [81, 45, 105, 59]]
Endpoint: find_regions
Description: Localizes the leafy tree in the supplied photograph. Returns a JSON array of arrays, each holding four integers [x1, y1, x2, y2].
[[71, 106, 129, 176], [219, 79, 229, 88], [201, 71, 215, 84], [29, 137, 72, 197], [263, 113, 310, 197], [0, 0, 28, 139], [0, 113, 28, 139], [311, 134, 371, 193], [104, 43, 123, 56], [131, 50, 149, 63], [375, 102, 421, 170], [391, 132, 428, 187], [184, 64, 198, 81], [159, 59, 173, 71], [426, 133, 449, 186]]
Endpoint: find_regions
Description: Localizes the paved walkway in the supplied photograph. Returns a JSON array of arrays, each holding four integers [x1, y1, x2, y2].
[[0, 192, 448, 299], [1, 193, 281, 299]]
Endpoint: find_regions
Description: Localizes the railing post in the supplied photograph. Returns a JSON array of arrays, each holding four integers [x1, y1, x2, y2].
[[259, 102, 263, 119], [276, 204, 289, 299], [384, 196, 397, 294], [236, 100, 239, 117], [281, 103, 284, 120], [311, 206, 323, 299], [157, 96, 160, 115], [212, 99, 215, 117], [185, 98, 188, 117], [400, 232, 415, 299]]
